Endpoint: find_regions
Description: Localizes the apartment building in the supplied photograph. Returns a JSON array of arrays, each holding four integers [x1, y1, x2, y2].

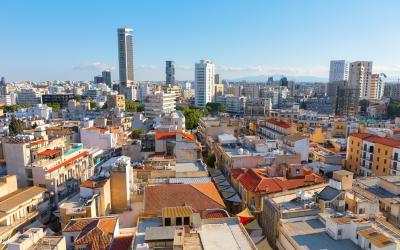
[[80, 127, 118, 150], [346, 133, 400, 176], [259, 119, 297, 140], [106, 94, 126, 111], [144, 91, 176, 119], [6, 228, 66, 250]]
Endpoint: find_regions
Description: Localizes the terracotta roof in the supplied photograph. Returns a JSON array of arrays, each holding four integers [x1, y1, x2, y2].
[[231, 168, 247, 180], [155, 130, 197, 142], [111, 235, 134, 250], [63, 216, 118, 250], [202, 209, 229, 219], [155, 131, 176, 140], [266, 119, 291, 129], [144, 183, 225, 216], [80, 178, 108, 188], [350, 133, 400, 148], [30, 139, 47, 145], [47, 151, 88, 173], [38, 148, 61, 157]]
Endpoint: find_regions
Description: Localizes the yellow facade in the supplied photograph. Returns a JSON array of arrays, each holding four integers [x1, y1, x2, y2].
[[371, 144, 393, 176], [333, 121, 347, 137], [310, 127, 326, 144], [345, 135, 363, 175]]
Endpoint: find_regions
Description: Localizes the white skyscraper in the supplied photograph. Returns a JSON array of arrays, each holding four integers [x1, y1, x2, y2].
[[117, 28, 134, 85], [349, 61, 373, 99], [195, 60, 215, 108], [329, 60, 349, 82]]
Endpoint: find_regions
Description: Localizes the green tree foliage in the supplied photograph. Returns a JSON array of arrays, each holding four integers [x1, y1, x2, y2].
[[206, 102, 225, 114], [131, 128, 145, 139], [206, 154, 216, 168], [48, 102, 61, 112], [182, 106, 206, 130], [90, 102, 97, 109], [125, 100, 145, 112], [3, 104, 30, 113], [32, 122, 38, 129], [9, 116, 24, 136], [387, 99, 400, 118], [359, 99, 370, 113]]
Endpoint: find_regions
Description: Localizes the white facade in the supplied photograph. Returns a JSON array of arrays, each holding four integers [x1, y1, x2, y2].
[[329, 60, 349, 82], [17, 89, 42, 105], [144, 91, 176, 119], [6, 104, 52, 120], [80, 128, 117, 150], [195, 60, 215, 108], [349, 61, 373, 99]]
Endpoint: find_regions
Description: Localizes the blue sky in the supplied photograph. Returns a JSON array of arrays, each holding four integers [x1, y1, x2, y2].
[[1, 0, 400, 82]]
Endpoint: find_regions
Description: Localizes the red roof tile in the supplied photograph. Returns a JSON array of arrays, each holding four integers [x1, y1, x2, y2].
[[83, 127, 108, 134], [144, 183, 225, 216], [365, 136, 400, 148], [47, 151, 88, 173], [155, 131, 176, 140], [349, 133, 374, 139], [38, 149, 61, 157], [266, 119, 291, 129], [111, 235, 134, 250]]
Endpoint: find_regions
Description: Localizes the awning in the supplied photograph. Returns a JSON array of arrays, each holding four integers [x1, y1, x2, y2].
[[214, 174, 226, 181], [236, 207, 254, 218], [225, 194, 241, 203], [213, 176, 226, 184], [220, 190, 236, 199], [218, 186, 236, 193]]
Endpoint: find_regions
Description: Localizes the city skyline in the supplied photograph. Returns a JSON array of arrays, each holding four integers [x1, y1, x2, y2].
[[1, 0, 400, 82]]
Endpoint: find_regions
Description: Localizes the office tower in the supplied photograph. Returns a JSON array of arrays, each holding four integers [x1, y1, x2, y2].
[[102, 70, 112, 87], [94, 75, 104, 84], [214, 74, 220, 84], [0, 77, 5, 85], [329, 60, 349, 82], [279, 77, 288, 86], [384, 82, 400, 101], [195, 60, 215, 108], [165, 60, 175, 84], [349, 61, 373, 99], [267, 76, 274, 84], [327, 80, 359, 117], [369, 73, 386, 99], [117, 28, 134, 85]]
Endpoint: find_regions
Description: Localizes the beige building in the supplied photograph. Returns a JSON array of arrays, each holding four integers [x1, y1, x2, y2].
[[107, 94, 126, 110], [7, 228, 66, 250], [349, 61, 373, 99]]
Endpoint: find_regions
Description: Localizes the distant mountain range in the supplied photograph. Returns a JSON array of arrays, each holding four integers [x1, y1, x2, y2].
[[229, 74, 328, 83]]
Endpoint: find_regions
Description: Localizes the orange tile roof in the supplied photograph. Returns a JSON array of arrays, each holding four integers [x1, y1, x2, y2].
[[30, 139, 47, 145], [47, 151, 88, 173], [155, 131, 176, 140], [176, 130, 196, 141], [38, 148, 61, 157], [350, 133, 400, 148], [144, 183, 225, 216], [349, 133, 374, 139], [266, 119, 291, 129], [111, 235, 134, 250]]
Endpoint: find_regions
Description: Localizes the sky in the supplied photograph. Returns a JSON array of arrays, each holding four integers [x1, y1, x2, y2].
[[1, 0, 400, 82]]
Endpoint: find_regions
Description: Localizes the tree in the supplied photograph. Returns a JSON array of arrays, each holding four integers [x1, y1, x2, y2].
[[48, 102, 61, 112], [32, 122, 38, 129], [90, 102, 97, 110], [3, 104, 30, 113], [206, 102, 225, 114], [387, 99, 400, 118], [359, 99, 370, 113], [9, 116, 24, 136], [182, 106, 206, 130], [131, 128, 145, 139], [125, 100, 145, 112]]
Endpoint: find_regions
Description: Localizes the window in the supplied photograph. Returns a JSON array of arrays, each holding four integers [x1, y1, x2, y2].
[[184, 217, 190, 225], [394, 153, 399, 161], [176, 217, 182, 226], [359, 208, 365, 214], [378, 148, 380, 153], [338, 229, 342, 236], [394, 162, 397, 170], [165, 218, 171, 226], [385, 150, 388, 155], [70, 236, 74, 243]]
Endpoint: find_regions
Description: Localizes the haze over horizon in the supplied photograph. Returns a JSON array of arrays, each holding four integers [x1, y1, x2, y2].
[[1, 0, 400, 82]]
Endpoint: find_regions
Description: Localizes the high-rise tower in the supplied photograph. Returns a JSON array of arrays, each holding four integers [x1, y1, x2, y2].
[[195, 60, 215, 108], [117, 28, 134, 85], [165, 60, 175, 84]]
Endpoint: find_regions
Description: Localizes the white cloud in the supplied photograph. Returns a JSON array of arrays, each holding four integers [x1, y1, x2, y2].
[[217, 65, 329, 77], [73, 62, 114, 71]]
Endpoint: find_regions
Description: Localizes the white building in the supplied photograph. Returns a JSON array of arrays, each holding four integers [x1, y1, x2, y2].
[[349, 61, 373, 99], [154, 111, 185, 131], [6, 104, 52, 120], [17, 88, 42, 105], [195, 60, 215, 108], [80, 127, 117, 150], [370, 73, 386, 99], [144, 91, 176, 119], [329, 60, 349, 82], [0, 94, 15, 106], [281, 133, 310, 162]]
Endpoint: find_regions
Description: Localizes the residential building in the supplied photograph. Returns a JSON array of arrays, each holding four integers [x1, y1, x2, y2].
[[16, 89, 42, 105], [106, 94, 125, 111], [327, 80, 360, 116], [195, 59, 215, 108], [0, 175, 49, 244], [345, 133, 400, 176], [259, 119, 297, 140], [281, 133, 309, 162], [6, 228, 66, 250], [144, 91, 176, 119], [384, 83, 400, 100], [214, 73, 220, 84], [5, 104, 52, 120], [216, 95, 246, 115], [117, 27, 134, 85], [165, 60, 175, 84], [42, 94, 75, 108], [143, 183, 225, 216], [102, 70, 112, 87], [80, 127, 117, 150], [304, 96, 334, 115], [244, 98, 272, 117], [349, 61, 373, 99], [63, 216, 133, 250], [0, 94, 14, 106], [329, 60, 349, 82], [369, 73, 386, 99]]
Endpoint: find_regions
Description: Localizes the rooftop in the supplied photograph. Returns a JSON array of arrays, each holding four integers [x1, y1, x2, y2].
[[282, 219, 359, 250], [0, 186, 46, 214]]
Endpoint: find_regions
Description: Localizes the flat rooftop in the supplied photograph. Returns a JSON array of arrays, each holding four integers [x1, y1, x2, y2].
[[175, 161, 206, 172], [282, 219, 360, 250]]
